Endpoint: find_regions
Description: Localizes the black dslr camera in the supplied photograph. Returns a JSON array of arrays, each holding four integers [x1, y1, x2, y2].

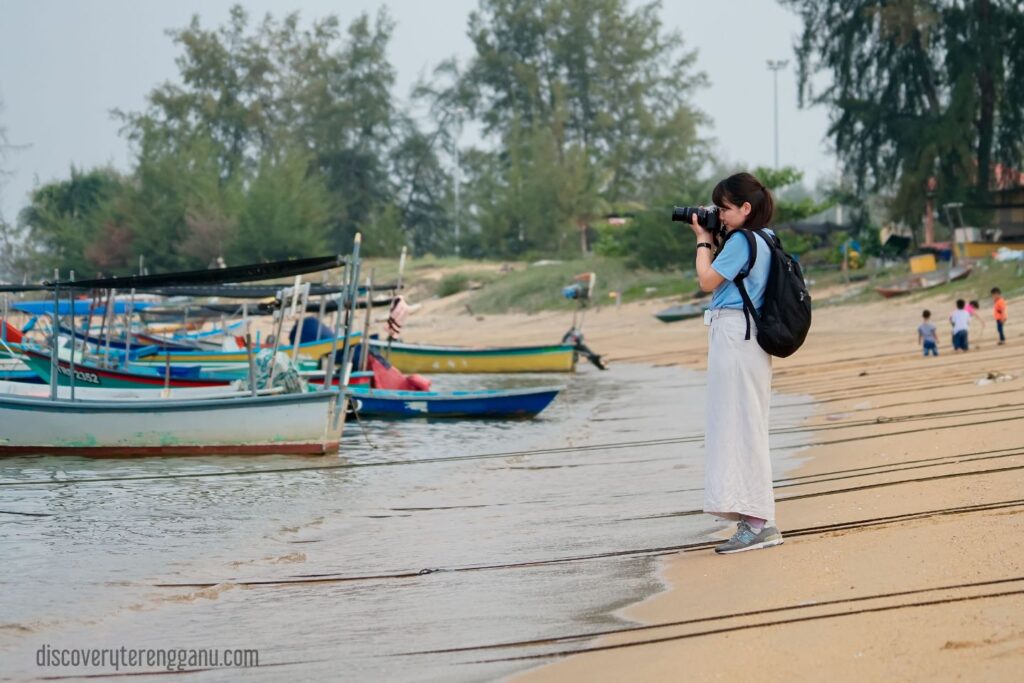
[[672, 206, 721, 232]]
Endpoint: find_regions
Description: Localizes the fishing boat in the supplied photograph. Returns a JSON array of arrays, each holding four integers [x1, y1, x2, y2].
[[129, 333, 359, 366], [0, 390, 345, 456], [874, 265, 973, 298], [0, 357, 40, 383], [20, 349, 235, 389], [368, 339, 577, 373], [60, 322, 243, 352], [654, 303, 705, 323], [3, 251, 364, 458], [348, 385, 562, 418]]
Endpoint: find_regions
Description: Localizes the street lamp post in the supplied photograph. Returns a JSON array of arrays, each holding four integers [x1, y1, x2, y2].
[[766, 59, 789, 168], [453, 108, 466, 257]]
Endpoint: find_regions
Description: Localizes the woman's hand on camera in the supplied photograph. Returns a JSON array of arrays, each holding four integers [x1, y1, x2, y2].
[[690, 212, 713, 243]]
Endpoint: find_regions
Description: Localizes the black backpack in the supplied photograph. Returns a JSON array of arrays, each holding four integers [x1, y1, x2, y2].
[[728, 228, 812, 358]]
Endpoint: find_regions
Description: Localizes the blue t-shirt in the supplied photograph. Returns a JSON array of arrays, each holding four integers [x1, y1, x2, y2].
[[709, 229, 774, 311]]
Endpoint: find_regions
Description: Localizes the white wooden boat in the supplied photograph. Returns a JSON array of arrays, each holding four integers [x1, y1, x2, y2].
[[0, 391, 346, 456]]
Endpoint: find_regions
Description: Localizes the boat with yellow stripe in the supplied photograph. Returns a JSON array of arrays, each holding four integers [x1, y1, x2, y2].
[[369, 339, 577, 373], [131, 333, 360, 366]]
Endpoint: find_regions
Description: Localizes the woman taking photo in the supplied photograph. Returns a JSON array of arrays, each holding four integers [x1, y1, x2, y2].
[[688, 172, 783, 554]]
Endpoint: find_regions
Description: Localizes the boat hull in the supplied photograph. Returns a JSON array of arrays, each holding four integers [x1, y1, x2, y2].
[[369, 340, 576, 373], [654, 304, 704, 323], [349, 386, 561, 418], [0, 391, 345, 456]]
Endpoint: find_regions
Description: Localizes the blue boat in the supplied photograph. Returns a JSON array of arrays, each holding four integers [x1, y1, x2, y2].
[[347, 385, 562, 419]]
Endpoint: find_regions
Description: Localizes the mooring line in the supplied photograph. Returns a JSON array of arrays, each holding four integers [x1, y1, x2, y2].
[[468, 587, 1024, 664], [397, 574, 1024, 656], [150, 498, 1024, 589], [626, 464, 1024, 521], [0, 509, 53, 517], [4, 400, 1022, 489], [606, 446, 1024, 501]]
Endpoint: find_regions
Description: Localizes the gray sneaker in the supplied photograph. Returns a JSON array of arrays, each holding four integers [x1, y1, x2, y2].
[[715, 521, 784, 554]]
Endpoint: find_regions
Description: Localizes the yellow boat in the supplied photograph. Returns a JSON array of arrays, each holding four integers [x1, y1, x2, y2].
[[370, 339, 577, 373], [132, 334, 359, 365]]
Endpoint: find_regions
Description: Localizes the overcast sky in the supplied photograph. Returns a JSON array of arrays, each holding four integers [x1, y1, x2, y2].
[[0, 0, 835, 223]]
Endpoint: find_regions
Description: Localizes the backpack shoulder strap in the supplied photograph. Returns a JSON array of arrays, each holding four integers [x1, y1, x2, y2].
[[732, 229, 758, 340]]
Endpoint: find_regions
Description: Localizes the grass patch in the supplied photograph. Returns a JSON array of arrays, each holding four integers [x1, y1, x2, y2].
[[462, 257, 696, 314]]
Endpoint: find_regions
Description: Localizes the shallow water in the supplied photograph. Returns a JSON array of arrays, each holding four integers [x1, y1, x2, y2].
[[0, 363, 811, 681]]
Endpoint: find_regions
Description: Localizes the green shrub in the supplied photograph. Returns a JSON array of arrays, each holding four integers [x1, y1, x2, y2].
[[436, 272, 471, 297]]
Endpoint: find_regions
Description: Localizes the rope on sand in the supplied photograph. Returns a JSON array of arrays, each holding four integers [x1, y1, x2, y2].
[[397, 574, 1024, 657], [152, 497, 1024, 589]]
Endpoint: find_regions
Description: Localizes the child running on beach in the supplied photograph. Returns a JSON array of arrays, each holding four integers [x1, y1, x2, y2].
[[687, 171, 783, 554], [918, 310, 938, 356], [950, 299, 971, 352], [992, 287, 1008, 345]]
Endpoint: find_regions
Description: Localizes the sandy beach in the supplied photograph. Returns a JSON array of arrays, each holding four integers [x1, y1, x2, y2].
[[403, 284, 1024, 681]]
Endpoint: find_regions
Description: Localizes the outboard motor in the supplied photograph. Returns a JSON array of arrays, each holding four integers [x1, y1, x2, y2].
[[562, 327, 607, 370]]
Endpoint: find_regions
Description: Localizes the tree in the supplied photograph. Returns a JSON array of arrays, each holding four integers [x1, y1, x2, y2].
[[421, 0, 709, 257], [17, 167, 125, 276], [784, 0, 1024, 224], [117, 5, 420, 255]]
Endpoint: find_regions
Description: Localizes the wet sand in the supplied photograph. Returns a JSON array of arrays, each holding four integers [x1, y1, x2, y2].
[[405, 288, 1024, 681]]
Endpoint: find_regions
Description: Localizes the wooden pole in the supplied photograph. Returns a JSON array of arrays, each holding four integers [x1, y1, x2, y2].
[[315, 273, 328, 340], [266, 289, 287, 389], [385, 246, 408, 359], [359, 269, 375, 372], [69, 272, 77, 401], [322, 263, 348, 391], [290, 279, 307, 365], [245, 328, 257, 397], [123, 288, 135, 365], [102, 288, 116, 368], [50, 269, 59, 400], [338, 235, 362, 389]]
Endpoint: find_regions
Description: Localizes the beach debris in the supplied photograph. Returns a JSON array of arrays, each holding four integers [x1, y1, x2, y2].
[[976, 371, 1015, 386], [858, 371, 869, 376]]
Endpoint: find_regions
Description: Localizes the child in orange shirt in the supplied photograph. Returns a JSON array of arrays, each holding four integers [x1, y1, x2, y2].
[[991, 287, 1008, 345]]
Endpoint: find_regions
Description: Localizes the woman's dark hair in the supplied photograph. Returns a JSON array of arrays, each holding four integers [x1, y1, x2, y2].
[[712, 172, 775, 229]]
